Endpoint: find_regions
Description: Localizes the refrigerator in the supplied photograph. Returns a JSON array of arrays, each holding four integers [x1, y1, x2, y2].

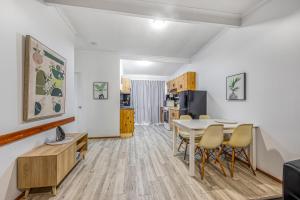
[[179, 90, 207, 119]]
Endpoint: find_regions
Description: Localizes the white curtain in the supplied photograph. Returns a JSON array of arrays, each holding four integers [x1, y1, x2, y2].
[[131, 80, 165, 125]]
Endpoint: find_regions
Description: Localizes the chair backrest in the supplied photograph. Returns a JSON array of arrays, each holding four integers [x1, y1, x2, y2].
[[180, 115, 192, 120], [199, 124, 224, 149], [228, 124, 253, 148], [199, 115, 210, 120], [178, 115, 192, 132]]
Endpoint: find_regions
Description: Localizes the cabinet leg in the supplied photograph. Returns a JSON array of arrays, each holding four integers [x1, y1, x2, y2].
[[24, 189, 30, 199], [52, 186, 57, 196]]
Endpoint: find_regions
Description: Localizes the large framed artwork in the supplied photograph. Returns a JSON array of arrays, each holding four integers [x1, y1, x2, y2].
[[226, 73, 246, 100], [93, 82, 108, 100], [23, 35, 66, 121]]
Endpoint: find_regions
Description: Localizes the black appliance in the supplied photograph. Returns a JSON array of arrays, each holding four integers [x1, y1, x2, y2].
[[179, 90, 207, 119], [120, 93, 131, 107]]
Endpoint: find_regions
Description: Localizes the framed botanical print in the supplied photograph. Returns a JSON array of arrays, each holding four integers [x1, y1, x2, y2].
[[23, 35, 66, 121], [226, 73, 246, 100], [93, 82, 108, 100]]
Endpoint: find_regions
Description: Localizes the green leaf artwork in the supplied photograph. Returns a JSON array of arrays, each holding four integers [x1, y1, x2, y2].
[[24, 35, 66, 121], [94, 82, 108, 99], [227, 73, 246, 100], [229, 77, 241, 92]]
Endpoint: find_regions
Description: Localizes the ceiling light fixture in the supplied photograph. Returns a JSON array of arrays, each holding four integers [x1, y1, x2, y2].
[[136, 60, 152, 66], [150, 19, 167, 30], [90, 41, 97, 46]]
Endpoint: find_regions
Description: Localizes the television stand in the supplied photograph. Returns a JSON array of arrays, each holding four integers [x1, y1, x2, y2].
[[17, 133, 88, 198]]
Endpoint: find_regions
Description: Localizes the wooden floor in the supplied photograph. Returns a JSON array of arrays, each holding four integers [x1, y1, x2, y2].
[[26, 125, 282, 200]]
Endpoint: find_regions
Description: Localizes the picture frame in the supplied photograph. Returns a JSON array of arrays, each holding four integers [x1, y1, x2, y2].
[[23, 35, 66, 121], [226, 73, 246, 100], [93, 82, 108, 100]]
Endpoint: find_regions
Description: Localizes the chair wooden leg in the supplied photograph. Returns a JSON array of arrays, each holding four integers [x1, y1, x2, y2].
[[230, 147, 235, 177], [215, 149, 227, 177], [198, 148, 203, 158], [200, 150, 206, 179], [242, 148, 256, 176], [206, 150, 210, 163], [214, 145, 224, 164], [184, 143, 188, 160], [178, 139, 184, 151]]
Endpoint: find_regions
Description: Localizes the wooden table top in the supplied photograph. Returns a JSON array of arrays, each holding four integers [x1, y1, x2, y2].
[[19, 133, 87, 157]]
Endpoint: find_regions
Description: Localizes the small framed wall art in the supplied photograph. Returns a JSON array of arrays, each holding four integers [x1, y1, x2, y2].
[[23, 35, 66, 121], [93, 82, 108, 100], [226, 73, 246, 100]]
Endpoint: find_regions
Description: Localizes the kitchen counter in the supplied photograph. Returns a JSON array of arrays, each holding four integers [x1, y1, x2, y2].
[[161, 106, 179, 110], [121, 106, 134, 109]]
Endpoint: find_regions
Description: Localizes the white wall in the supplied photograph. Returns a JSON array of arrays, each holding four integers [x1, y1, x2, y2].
[[0, 1, 76, 199], [75, 50, 120, 137], [173, 0, 300, 179]]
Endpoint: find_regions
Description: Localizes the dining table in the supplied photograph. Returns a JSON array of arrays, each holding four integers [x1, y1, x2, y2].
[[172, 119, 258, 176]]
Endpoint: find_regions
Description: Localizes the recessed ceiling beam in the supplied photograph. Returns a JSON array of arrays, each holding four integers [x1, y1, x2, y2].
[[44, 0, 241, 26], [121, 54, 190, 64]]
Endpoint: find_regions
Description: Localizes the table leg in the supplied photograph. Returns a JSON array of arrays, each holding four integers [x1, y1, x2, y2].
[[250, 127, 257, 170], [173, 124, 178, 156], [189, 130, 195, 176], [25, 189, 30, 199], [52, 186, 57, 195]]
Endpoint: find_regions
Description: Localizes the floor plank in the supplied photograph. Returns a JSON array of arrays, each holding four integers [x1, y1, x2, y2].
[[25, 125, 282, 200]]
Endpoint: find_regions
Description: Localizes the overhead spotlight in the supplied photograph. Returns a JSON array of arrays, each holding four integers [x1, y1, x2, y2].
[[150, 19, 167, 30]]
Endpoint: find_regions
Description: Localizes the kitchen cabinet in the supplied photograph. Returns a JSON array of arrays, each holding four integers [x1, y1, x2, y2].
[[167, 72, 196, 93], [167, 79, 176, 92], [186, 72, 196, 90], [176, 75, 185, 92], [120, 108, 134, 137], [121, 77, 131, 93], [169, 108, 180, 130], [171, 79, 177, 91]]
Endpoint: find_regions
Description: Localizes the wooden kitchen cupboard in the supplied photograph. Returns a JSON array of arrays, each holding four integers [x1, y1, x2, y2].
[[169, 108, 180, 130], [120, 108, 134, 137], [177, 72, 196, 92], [167, 79, 175, 92], [167, 72, 196, 93]]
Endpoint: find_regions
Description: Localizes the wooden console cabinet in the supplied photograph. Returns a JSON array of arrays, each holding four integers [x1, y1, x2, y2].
[[17, 133, 88, 198]]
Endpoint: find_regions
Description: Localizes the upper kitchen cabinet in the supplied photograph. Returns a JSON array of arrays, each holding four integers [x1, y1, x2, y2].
[[121, 77, 131, 94], [167, 72, 196, 93]]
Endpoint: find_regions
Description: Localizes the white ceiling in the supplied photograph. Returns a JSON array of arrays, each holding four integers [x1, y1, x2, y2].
[[46, 0, 266, 75], [58, 5, 225, 58], [121, 59, 182, 76], [47, 0, 267, 26]]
